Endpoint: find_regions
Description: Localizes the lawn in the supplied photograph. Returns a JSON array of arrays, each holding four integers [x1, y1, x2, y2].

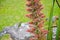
[[0, 0, 59, 40]]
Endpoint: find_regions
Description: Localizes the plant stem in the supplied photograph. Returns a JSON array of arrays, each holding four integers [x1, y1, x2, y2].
[[47, 0, 55, 40], [56, 7, 60, 40], [56, 0, 60, 8]]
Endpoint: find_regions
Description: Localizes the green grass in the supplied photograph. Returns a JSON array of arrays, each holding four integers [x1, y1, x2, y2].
[[0, 0, 29, 31], [0, 0, 59, 40], [0, 0, 29, 40]]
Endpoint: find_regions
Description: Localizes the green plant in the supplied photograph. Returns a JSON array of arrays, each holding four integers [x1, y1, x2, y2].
[[47, 0, 55, 40], [56, 0, 60, 40], [47, 0, 60, 40]]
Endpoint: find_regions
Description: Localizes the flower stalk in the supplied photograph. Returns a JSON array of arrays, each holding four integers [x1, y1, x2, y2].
[[26, 0, 48, 40]]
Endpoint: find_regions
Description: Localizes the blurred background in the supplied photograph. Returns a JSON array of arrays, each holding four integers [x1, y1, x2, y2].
[[0, 0, 59, 40]]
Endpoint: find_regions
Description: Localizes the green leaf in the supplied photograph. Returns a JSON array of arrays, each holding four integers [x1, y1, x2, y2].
[[56, 8, 60, 40], [56, 0, 60, 8], [57, 0, 60, 4], [47, 0, 55, 40]]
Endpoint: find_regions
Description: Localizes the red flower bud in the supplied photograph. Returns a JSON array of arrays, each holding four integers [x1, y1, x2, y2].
[[31, 27, 35, 31], [29, 37, 34, 40], [37, 10, 40, 14], [40, 20, 44, 24], [26, 25, 35, 33], [26, 1, 32, 7], [26, 29, 32, 32], [39, 6, 44, 10], [41, 29, 48, 35], [27, 0, 31, 1], [29, 25, 36, 31], [26, 14, 32, 18], [26, 29, 35, 33], [38, 12, 43, 16], [29, 22, 34, 24], [33, 18, 40, 22], [34, 0, 39, 3], [34, 34, 39, 38], [26, 7, 32, 12], [40, 14, 45, 18], [38, 23, 43, 28], [39, 4, 43, 7]]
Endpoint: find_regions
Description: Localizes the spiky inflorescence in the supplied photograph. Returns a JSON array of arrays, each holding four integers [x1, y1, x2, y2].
[[26, 0, 48, 40]]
